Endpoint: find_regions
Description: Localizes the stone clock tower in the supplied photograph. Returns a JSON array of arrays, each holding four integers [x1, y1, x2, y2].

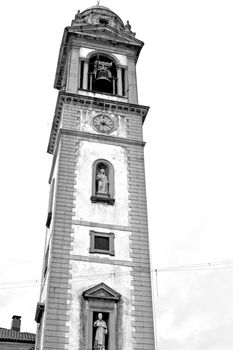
[[35, 5, 155, 350]]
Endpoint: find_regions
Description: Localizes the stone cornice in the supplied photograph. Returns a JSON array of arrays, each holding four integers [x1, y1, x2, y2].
[[61, 128, 146, 146], [68, 25, 143, 46], [72, 219, 131, 231], [51, 128, 145, 157], [72, 254, 133, 268], [47, 91, 149, 154]]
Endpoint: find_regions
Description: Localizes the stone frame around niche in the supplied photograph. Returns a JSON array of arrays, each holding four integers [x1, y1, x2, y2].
[[90, 159, 115, 205], [83, 283, 121, 350]]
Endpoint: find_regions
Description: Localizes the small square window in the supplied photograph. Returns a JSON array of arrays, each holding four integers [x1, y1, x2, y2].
[[90, 231, 115, 256], [94, 236, 110, 251]]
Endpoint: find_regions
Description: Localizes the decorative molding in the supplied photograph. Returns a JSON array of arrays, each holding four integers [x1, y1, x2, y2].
[[48, 127, 145, 156], [89, 230, 115, 256], [75, 41, 135, 62], [47, 91, 148, 154], [90, 195, 115, 205], [72, 219, 131, 231], [73, 89, 128, 103], [71, 254, 133, 267], [63, 128, 145, 146], [83, 282, 121, 301]]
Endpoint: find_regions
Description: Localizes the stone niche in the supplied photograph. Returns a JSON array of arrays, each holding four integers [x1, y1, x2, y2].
[[82, 283, 121, 350]]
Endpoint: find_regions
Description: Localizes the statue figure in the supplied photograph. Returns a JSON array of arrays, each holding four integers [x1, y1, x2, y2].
[[94, 313, 107, 350], [96, 168, 109, 194]]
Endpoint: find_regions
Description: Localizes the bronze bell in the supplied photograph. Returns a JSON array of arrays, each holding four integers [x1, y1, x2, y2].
[[93, 61, 113, 93], [96, 67, 111, 82]]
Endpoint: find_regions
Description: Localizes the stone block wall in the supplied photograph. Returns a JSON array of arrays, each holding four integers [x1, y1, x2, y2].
[[40, 96, 155, 350]]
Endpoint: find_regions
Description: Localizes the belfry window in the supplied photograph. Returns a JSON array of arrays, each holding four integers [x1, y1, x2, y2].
[[88, 55, 117, 95], [91, 159, 115, 205]]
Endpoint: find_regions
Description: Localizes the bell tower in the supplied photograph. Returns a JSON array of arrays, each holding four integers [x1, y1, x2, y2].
[[35, 5, 155, 350]]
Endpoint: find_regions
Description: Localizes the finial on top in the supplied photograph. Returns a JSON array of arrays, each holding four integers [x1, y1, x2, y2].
[[75, 10, 82, 21], [124, 20, 131, 31], [97, 0, 100, 5], [124, 20, 136, 36]]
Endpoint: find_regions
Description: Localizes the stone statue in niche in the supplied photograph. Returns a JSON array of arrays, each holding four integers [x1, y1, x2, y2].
[[96, 168, 109, 195], [94, 313, 107, 350]]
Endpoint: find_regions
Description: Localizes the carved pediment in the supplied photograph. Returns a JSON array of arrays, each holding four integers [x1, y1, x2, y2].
[[83, 282, 121, 302], [69, 25, 143, 47]]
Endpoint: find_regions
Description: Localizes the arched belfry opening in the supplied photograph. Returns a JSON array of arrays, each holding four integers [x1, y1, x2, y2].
[[88, 54, 117, 95]]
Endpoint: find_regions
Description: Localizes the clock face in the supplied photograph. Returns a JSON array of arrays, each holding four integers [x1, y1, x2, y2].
[[92, 114, 114, 133]]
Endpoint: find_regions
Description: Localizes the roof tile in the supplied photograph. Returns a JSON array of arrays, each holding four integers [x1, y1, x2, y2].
[[0, 328, 36, 343]]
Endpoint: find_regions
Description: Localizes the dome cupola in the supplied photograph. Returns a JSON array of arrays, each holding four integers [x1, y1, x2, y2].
[[72, 5, 132, 34]]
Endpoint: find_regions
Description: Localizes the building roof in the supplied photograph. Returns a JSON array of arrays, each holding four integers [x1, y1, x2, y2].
[[83, 5, 113, 12], [81, 5, 121, 19], [76, 5, 125, 29], [0, 327, 36, 343]]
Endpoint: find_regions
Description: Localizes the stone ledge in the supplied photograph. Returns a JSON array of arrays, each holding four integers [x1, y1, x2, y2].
[[90, 195, 115, 205]]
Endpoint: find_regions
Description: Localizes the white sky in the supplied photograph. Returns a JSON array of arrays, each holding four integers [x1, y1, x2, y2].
[[0, 1, 233, 349]]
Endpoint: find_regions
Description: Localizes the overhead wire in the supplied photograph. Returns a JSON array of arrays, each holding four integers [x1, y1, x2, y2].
[[0, 259, 232, 290], [156, 259, 233, 272]]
